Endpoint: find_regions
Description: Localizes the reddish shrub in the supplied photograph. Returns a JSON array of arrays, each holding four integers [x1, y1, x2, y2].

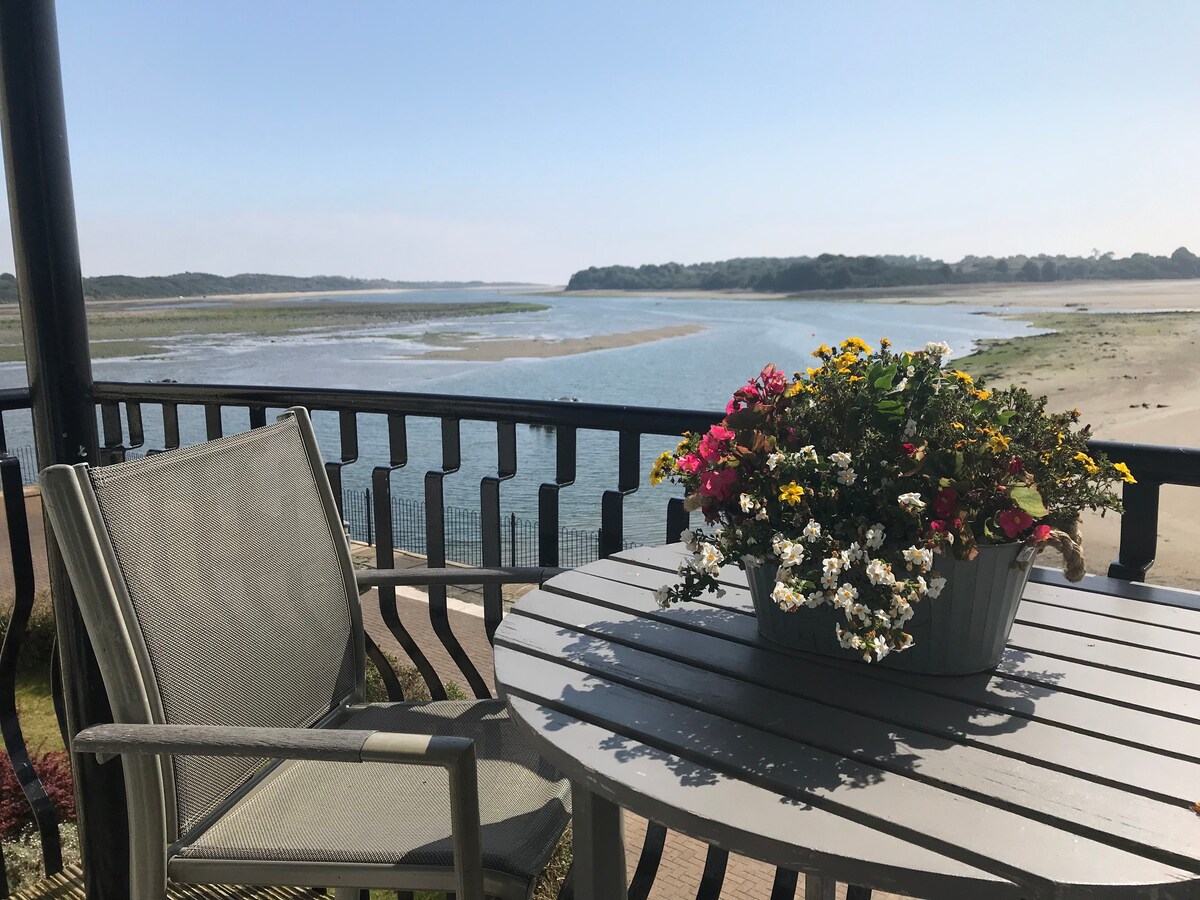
[[0, 749, 75, 840]]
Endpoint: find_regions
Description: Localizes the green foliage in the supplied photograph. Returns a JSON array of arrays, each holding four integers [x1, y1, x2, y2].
[[364, 651, 468, 702], [656, 338, 1129, 661], [565, 247, 1200, 292], [0, 272, 507, 304]]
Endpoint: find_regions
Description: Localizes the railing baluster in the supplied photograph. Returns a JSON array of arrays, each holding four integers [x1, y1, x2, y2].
[[425, 419, 490, 698], [99, 400, 125, 464], [538, 426, 577, 567], [249, 405, 268, 429], [125, 403, 144, 453], [374, 415, 446, 701], [324, 410, 359, 520], [162, 402, 181, 450], [480, 422, 517, 643], [666, 496, 689, 545], [1108, 479, 1160, 581], [600, 431, 639, 558], [204, 404, 223, 440], [0, 457, 63, 878]]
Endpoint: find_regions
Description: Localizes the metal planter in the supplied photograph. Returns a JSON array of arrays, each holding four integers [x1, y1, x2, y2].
[[745, 543, 1036, 675]]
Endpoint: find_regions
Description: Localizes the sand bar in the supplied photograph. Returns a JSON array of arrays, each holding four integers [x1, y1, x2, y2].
[[959, 302, 1200, 589], [416, 324, 706, 361]]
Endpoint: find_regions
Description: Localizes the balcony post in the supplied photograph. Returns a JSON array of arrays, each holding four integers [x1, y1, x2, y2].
[[0, 2, 127, 898]]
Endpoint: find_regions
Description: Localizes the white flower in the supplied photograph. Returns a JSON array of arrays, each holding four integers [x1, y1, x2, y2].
[[755, 506, 770, 520], [654, 586, 671, 607], [866, 558, 895, 586], [680, 528, 698, 551], [902, 546, 933, 572], [777, 541, 806, 568], [829, 451, 852, 468], [741, 554, 763, 566], [771, 581, 802, 612], [927, 575, 947, 599], [846, 541, 864, 562], [805, 590, 826, 608], [802, 519, 822, 543], [834, 583, 859, 608], [697, 542, 725, 575], [906, 365, 916, 378], [837, 467, 857, 486], [738, 493, 756, 513], [864, 523, 885, 550], [871, 634, 891, 661], [820, 555, 843, 589], [766, 452, 783, 471], [898, 492, 925, 511], [799, 445, 818, 461], [925, 340, 952, 360], [903, 418, 918, 438]]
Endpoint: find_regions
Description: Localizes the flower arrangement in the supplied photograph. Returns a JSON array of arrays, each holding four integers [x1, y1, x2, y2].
[[651, 337, 1131, 662]]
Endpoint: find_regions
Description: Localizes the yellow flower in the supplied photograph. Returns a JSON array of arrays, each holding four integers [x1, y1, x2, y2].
[[1113, 461, 1137, 484], [779, 482, 805, 505], [970, 388, 992, 401], [950, 370, 974, 386], [988, 433, 1010, 453], [812, 344, 833, 358], [880, 337, 891, 348], [785, 381, 806, 397], [841, 336, 873, 355], [952, 422, 965, 430], [848, 374, 864, 382], [1074, 451, 1100, 475], [649, 451, 675, 486]]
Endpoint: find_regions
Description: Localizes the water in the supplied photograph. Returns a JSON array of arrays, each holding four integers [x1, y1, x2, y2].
[[0, 289, 1041, 545]]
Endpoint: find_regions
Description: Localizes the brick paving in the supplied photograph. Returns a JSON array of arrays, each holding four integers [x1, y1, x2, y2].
[[0, 494, 912, 899]]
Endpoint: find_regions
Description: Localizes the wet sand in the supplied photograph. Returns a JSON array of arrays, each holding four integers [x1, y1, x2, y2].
[[415, 324, 706, 361]]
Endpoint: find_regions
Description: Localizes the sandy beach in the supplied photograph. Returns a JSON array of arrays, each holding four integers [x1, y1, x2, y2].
[[415, 323, 706, 361], [953, 282, 1200, 589]]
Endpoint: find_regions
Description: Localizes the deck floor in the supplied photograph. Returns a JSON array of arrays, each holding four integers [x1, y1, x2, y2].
[[11, 864, 322, 899]]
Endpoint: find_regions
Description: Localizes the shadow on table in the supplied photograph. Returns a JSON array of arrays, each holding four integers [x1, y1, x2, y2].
[[528, 601, 1066, 803]]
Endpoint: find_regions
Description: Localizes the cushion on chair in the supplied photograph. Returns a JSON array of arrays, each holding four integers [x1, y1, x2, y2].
[[175, 700, 571, 882]]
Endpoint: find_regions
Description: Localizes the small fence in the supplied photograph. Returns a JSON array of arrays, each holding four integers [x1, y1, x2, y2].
[[341, 488, 635, 568]]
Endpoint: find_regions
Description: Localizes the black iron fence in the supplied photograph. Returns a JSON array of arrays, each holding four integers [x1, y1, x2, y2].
[[341, 489, 635, 568], [0, 381, 1199, 898]]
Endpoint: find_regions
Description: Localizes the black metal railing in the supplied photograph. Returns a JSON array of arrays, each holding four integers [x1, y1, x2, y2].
[[0, 380, 1198, 897]]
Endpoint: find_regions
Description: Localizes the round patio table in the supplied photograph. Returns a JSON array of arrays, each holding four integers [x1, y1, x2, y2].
[[492, 544, 1200, 900]]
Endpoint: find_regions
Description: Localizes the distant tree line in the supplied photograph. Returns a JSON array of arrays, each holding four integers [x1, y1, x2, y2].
[[565, 247, 1200, 292], [0, 272, 505, 303]]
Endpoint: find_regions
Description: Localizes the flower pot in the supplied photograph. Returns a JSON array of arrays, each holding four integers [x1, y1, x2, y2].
[[744, 543, 1037, 675]]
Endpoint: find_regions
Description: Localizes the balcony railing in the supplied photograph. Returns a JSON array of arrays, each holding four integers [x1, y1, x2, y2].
[[0, 381, 1198, 898]]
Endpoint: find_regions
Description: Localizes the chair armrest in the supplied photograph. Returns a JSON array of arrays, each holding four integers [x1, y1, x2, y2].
[[356, 566, 565, 589], [74, 723, 485, 900], [73, 722, 470, 765]]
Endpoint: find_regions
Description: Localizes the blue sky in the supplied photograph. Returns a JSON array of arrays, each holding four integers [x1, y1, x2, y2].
[[1, 1, 1197, 283]]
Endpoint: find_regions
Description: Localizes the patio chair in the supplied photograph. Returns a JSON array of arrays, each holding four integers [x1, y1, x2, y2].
[[39, 407, 571, 900]]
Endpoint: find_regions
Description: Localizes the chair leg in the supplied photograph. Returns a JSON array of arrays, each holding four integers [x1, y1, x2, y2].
[[332, 890, 363, 900]]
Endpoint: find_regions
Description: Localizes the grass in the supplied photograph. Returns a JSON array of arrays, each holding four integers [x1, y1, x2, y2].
[[0, 299, 549, 362]]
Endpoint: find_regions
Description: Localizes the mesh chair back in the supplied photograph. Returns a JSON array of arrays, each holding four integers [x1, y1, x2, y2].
[[84, 413, 360, 835]]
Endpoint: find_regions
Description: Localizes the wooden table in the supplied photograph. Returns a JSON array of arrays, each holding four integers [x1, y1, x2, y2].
[[492, 544, 1200, 900]]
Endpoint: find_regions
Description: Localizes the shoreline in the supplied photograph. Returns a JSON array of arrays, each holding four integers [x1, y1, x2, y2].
[[958, 303, 1200, 590], [413, 324, 706, 361]]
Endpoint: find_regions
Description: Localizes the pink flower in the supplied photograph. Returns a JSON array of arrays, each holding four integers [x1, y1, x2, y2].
[[933, 488, 958, 519], [901, 443, 917, 456], [997, 508, 1034, 539], [1032, 524, 1052, 543], [677, 454, 702, 474], [698, 468, 737, 502], [760, 364, 788, 395], [928, 519, 947, 533], [698, 425, 735, 463]]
